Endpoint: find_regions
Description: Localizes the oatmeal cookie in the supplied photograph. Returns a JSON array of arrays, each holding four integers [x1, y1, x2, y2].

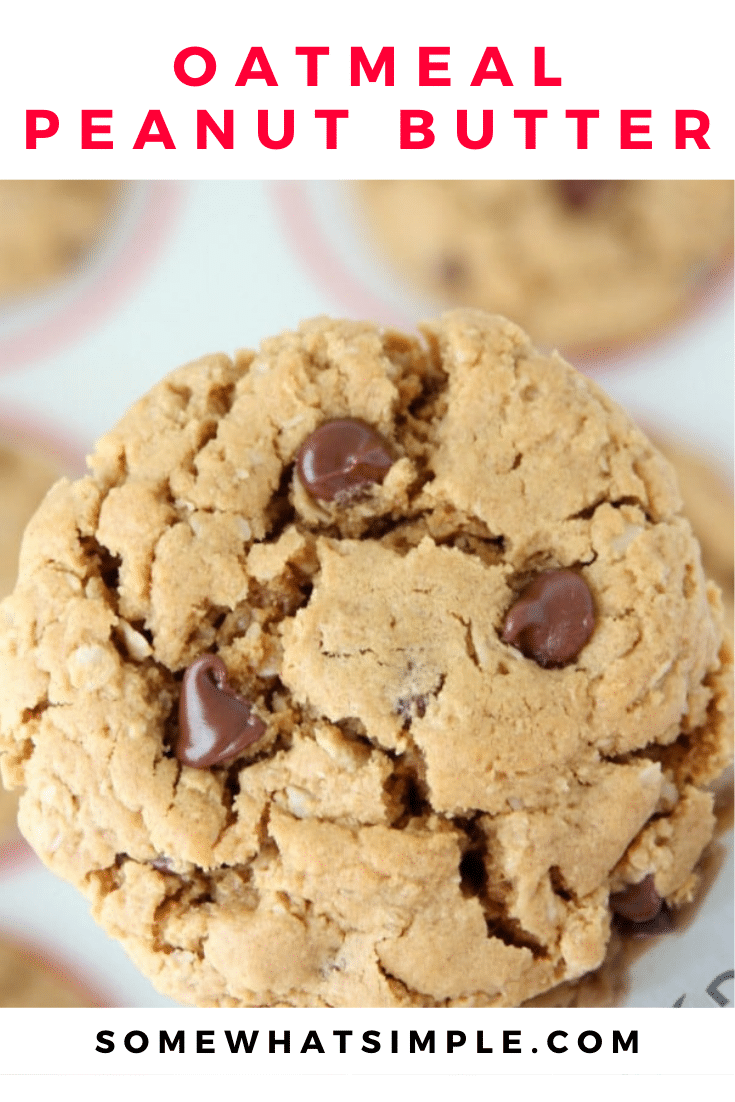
[[0, 180, 123, 300], [0, 778, 18, 844], [0, 440, 61, 600], [0, 936, 95, 1007], [0, 440, 61, 843], [653, 434, 733, 632], [358, 181, 734, 351], [0, 312, 731, 1007]]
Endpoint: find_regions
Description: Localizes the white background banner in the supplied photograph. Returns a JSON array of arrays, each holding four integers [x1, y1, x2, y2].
[[0, 0, 733, 178], [0, 1006, 732, 1073]]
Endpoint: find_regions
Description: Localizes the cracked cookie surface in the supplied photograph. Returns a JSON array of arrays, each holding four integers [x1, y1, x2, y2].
[[653, 434, 734, 633], [357, 180, 734, 350], [0, 311, 731, 1007]]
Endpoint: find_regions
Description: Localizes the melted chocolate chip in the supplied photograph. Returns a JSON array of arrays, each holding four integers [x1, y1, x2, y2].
[[611, 875, 673, 939], [176, 654, 266, 769], [296, 418, 394, 502], [614, 906, 674, 939], [557, 180, 614, 210], [501, 569, 595, 668], [610, 874, 663, 923]]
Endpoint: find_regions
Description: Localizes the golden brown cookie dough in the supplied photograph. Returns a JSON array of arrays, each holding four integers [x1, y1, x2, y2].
[[0, 440, 61, 842], [0, 180, 124, 300], [0, 312, 731, 1008], [0, 782, 18, 843], [0, 936, 94, 1007], [1, 441, 61, 600], [358, 181, 734, 351], [653, 435, 734, 631]]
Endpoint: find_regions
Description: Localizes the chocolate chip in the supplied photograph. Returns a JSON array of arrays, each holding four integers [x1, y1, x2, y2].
[[557, 180, 614, 210], [436, 254, 469, 288], [611, 876, 674, 939], [501, 569, 595, 668], [610, 874, 663, 923], [176, 654, 266, 769], [150, 856, 174, 872], [615, 905, 674, 939], [296, 418, 393, 502]]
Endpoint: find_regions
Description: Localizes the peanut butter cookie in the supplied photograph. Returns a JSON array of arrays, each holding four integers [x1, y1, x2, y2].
[[0, 439, 61, 844], [0, 312, 731, 1006], [0, 180, 123, 300], [0, 936, 94, 1007], [358, 181, 733, 350]]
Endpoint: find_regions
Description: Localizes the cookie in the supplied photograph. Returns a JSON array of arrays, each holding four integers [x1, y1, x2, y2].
[[0, 781, 18, 844], [653, 435, 734, 632], [523, 930, 627, 1007], [0, 180, 123, 300], [0, 312, 731, 1008], [357, 181, 734, 351], [0, 936, 94, 1007], [0, 440, 61, 600], [0, 440, 61, 843]]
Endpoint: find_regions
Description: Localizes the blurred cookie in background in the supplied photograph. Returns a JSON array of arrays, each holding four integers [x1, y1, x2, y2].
[[0, 180, 124, 301], [0, 935, 98, 1007], [653, 434, 734, 631], [0, 439, 61, 598], [0, 438, 62, 845], [357, 180, 733, 353]]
